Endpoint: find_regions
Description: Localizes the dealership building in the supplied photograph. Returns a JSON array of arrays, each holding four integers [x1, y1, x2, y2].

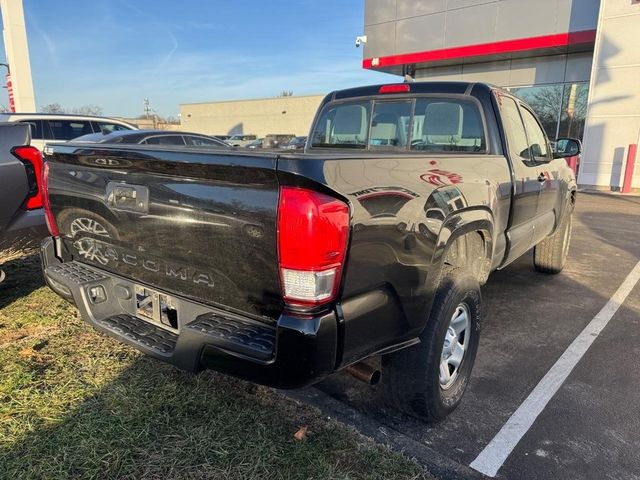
[[180, 95, 324, 138], [362, 0, 640, 191]]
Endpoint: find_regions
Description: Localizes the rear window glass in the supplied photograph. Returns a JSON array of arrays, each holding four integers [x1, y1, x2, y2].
[[142, 135, 186, 146], [18, 120, 44, 140], [46, 120, 94, 140], [411, 99, 486, 153], [310, 97, 486, 153], [185, 135, 226, 147], [311, 101, 370, 149], [370, 101, 411, 149]]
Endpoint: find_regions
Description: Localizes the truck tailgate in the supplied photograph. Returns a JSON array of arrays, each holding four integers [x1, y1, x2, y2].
[[46, 144, 283, 322]]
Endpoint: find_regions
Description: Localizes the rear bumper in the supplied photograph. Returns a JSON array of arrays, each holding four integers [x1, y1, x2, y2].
[[41, 237, 337, 388]]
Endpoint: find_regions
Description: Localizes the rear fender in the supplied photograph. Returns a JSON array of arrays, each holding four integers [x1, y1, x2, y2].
[[432, 208, 494, 286]]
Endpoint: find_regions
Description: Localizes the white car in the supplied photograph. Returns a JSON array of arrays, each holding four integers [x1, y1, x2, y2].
[[0, 113, 137, 151], [225, 134, 258, 147]]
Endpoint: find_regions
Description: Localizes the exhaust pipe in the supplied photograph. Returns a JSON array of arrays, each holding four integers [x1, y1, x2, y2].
[[345, 362, 381, 385]]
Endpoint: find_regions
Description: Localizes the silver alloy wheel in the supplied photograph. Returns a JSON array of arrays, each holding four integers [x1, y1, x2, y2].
[[440, 302, 471, 390], [70, 217, 110, 238]]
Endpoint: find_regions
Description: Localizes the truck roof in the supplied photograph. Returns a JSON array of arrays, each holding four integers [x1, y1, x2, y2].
[[330, 81, 502, 101], [0, 112, 136, 124]]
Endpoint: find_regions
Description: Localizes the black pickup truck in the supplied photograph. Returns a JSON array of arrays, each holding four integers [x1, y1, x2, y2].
[[41, 82, 578, 422]]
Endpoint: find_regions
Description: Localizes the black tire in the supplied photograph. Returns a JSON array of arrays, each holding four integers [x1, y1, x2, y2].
[[533, 209, 573, 274], [382, 268, 481, 423]]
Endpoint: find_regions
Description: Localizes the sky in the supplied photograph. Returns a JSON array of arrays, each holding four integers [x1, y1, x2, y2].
[[0, 0, 392, 117]]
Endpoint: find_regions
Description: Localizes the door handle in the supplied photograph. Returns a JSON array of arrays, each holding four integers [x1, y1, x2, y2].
[[537, 173, 547, 183]]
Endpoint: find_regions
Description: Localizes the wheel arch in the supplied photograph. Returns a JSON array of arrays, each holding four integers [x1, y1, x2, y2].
[[432, 208, 494, 285]]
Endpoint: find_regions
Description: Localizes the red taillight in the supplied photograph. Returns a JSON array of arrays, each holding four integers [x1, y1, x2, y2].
[[277, 187, 349, 307], [41, 161, 59, 236], [12, 146, 44, 209], [378, 84, 410, 94]]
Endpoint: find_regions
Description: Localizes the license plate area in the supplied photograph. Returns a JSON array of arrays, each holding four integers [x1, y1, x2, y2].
[[135, 286, 179, 331]]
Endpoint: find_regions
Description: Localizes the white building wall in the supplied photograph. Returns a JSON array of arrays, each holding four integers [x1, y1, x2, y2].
[[578, 0, 640, 190], [415, 52, 593, 86], [363, 0, 600, 61]]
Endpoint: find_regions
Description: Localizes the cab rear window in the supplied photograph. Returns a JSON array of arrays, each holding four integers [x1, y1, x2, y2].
[[311, 102, 370, 149], [310, 97, 486, 153], [412, 99, 485, 153]]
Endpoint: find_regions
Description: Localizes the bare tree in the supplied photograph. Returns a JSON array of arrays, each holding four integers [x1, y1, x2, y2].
[[40, 103, 65, 113], [71, 104, 103, 116], [40, 103, 104, 116]]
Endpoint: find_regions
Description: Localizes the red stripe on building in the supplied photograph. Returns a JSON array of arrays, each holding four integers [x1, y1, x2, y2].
[[363, 29, 597, 69]]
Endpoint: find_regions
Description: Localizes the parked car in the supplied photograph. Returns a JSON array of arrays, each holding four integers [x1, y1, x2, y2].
[[41, 82, 579, 422], [0, 123, 48, 253], [213, 135, 231, 141], [225, 134, 258, 147], [263, 134, 295, 148], [0, 113, 137, 152], [245, 138, 264, 149], [73, 130, 231, 149], [282, 136, 307, 150]]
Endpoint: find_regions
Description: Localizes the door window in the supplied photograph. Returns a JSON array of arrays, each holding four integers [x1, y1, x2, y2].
[[18, 120, 44, 140], [94, 122, 132, 134], [184, 135, 227, 147], [509, 85, 563, 140], [520, 107, 550, 161], [498, 96, 531, 162], [46, 120, 94, 140]]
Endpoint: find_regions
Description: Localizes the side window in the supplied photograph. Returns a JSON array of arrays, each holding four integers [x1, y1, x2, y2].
[[520, 107, 550, 161], [412, 99, 485, 152], [94, 122, 132, 134], [369, 101, 411, 149], [498, 96, 531, 161], [311, 101, 370, 149], [185, 136, 226, 147], [46, 120, 94, 140], [142, 135, 186, 146], [18, 120, 44, 140]]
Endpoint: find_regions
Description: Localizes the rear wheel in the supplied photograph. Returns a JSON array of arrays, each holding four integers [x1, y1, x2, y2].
[[534, 209, 573, 274], [382, 268, 481, 422]]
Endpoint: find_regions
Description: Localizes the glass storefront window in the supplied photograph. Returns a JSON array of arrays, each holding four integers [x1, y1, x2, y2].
[[509, 85, 563, 140], [508, 83, 589, 141], [558, 83, 589, 140]]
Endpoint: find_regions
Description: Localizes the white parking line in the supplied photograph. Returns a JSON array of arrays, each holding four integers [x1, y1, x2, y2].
[[470, 260, 640, 477]]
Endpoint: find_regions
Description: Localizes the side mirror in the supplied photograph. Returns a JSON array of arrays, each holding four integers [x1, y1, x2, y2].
[[554, 138, 582, 159]]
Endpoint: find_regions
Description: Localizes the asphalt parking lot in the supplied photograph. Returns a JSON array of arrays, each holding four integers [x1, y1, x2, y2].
[[307, 192, 640, 480]]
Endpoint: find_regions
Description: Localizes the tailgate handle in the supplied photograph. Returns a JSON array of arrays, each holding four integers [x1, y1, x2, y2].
[[106, 182, 149, 213]]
